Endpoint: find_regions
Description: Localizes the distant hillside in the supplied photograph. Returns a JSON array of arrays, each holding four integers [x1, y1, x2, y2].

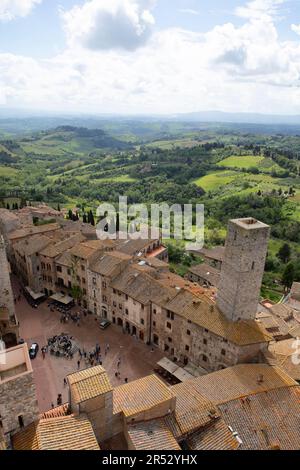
[[29, 126, 132, 151]]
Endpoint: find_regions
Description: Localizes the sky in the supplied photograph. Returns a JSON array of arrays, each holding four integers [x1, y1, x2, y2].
[[0, 0, 300, 115]]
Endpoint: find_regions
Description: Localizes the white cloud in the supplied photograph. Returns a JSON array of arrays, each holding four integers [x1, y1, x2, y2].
[[291, 24, 300, 36], [178, 9, 200, 16], [0, 0, 41, 21], [1, 0, 300, 115], [60, 0, 156, 51], [235, 0, 286, 21]]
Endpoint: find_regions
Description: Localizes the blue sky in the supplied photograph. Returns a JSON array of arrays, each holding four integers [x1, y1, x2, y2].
[[0, 0, 300, 114]]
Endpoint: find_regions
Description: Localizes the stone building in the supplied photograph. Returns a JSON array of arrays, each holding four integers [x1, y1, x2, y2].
[[186, 263, 220, 288], [217, 218, 270, 322], [0, 236, 19, 348], [0, 344, 39, 447], [11, 363, 300, 451]]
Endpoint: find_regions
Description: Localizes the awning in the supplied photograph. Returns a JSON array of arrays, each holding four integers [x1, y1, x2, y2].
[[184, 364, 208, 377], [50, 293, 74, 305], [157, 357, 178, 374], [25, 287, 45, 301], [173, 367, 194, 382]]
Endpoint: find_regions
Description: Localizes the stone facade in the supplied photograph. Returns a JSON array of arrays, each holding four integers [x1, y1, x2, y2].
[[217, 218, 270, 322]]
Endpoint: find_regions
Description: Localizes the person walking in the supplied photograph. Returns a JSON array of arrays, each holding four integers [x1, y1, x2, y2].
[[63, 378, 67, 387], [57, 394, 62, 406], [77, 360, 81, 370]]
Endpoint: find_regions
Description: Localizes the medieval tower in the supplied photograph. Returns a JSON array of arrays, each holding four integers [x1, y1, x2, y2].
[[217, 218, 270, 322]]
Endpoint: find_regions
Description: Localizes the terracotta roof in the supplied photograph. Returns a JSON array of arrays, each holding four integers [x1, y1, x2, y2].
[[188, 263, 220, 287], [37, 415, 100, 450], [40, 404, 70, 420], [68, 366, 112, 404], [90, 251, 132, 277], [14, 235, 52, 256], [269, 339, 300, 381], [56, 250, 73, 267], [165, 289, 271, 346], [198, 246, 225, 262], [117, 238, 158, 256], [113, 374, 174, 418], [186, 418, 239, 450], [167, 381, 219, 438], [12, 422, 40, 450], [185, 364, 297, 405], [13, 415, 100, 451], [8, 223, 60, 241], [127, 418, 181, 450], [218, 386, 300, 450], [69, 240, 115, 260], [39, 233, 86, 258], [111, 266, 176, 307]]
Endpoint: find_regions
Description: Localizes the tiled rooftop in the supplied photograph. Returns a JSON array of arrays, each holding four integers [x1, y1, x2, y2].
[[68, 366, 113, 404], [127, 418, 181, 450], [113, 374, 174, 418]]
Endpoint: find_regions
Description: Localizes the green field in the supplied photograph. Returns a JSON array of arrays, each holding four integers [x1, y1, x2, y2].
[[194, 171, 237, 191], [0, 165, 19, 177]]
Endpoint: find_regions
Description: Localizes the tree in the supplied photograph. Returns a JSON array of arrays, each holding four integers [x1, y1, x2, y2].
[[277, 243, 291, 264], [71, 285, 83, 304], [282, 262, 295, 291], [89, 210, 95, 226]]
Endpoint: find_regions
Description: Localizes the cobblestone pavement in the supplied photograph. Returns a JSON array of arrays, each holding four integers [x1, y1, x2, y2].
[[12, 276, 164, 413]]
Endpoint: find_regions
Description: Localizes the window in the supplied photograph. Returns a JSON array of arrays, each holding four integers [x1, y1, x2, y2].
[[68, 281, 72, 289], [202, 355, 208, 362], [119, 304, 122, 310], [125, 295, 128, 300], [141, 305, 144, 310], [168, 337, 172, 343], [185, 345, 190, 352], [93, 278, 96, 285], [153, 308, 157, 314], [125, 309, 129, 316], [81, 265, 85, 271], [113, 301, 117, 307], [83, 288, 87, 296], [164, 344, 169, 352], [221, 349, 226, 356], [153, 335, 159, 345], [113, 289, 116, 294], [204, 328, 209, 333], [167, 311, 174, 320], [103, 296, 108, 303], [153, 321, 156, 327], [18, 415, 24, 428], [67, 269, 71, 276], [141, 319, 145, 325], [102, 281, 107, 288], [166, 322, 172, 330], [56, 266, 62, 273], [252, 262, 255, 270], [82, 278, 86, 284], [187, 330, 191, 336]]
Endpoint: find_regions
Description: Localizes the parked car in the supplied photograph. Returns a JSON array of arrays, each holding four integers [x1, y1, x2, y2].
[[99, 319, 111, 330], [29, 343, 39, 359]]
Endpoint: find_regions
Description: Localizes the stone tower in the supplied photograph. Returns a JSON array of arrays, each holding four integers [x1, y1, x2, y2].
[[217, 218, 270, 322]]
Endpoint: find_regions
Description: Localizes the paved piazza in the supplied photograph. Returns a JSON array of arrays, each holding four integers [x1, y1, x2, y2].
[[12, 276, 164, 413]]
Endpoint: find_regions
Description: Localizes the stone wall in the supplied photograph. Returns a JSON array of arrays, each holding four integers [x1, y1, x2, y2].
[[0, 372, 39, 437]]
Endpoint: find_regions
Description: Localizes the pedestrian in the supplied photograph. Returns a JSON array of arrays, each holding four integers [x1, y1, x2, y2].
[[57, 394, 62, 406], [63, 378, 67, 387], [77, 360, 80, 370], [125, 378, 128, 384], [115, 372, 118, 378], [51, 403, 54, 409], [42, 348, 45, 360], [106, 343, 110, 351]]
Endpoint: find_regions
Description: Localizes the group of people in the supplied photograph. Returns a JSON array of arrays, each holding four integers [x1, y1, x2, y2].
[[48, 333, 75, 359]]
